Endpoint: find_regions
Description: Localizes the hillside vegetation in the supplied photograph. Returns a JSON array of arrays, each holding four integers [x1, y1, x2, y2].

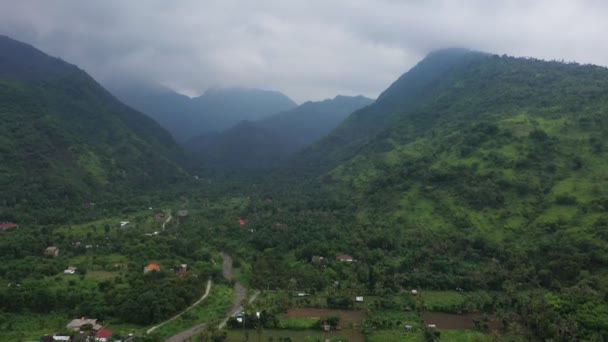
[[284, 49, 608, 339], [0, 35, 185, 223]]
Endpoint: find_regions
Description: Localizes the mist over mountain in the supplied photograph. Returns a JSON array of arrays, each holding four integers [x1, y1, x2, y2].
[[111, 84, 297, 142], [185, 95, 373, 170]]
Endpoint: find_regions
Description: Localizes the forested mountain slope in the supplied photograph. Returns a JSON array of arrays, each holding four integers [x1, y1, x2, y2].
[[111, 84, 297, 142], [293, 48, 488, 174], [279, 49, 608, 337], [185, 95, 373, 170], [0, 35, 185, 222]]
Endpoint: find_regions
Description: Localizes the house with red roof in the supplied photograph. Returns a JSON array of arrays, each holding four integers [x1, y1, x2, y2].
[[336, 254, 354, 262], [0, 222, 17, 231], [238, 218, 246, 226], [94, 328, 112, 341]]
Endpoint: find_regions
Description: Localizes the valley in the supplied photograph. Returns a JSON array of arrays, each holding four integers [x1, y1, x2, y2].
[[1, 34, 608, 342]]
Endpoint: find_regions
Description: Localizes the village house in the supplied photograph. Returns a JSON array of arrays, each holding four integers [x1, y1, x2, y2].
[[94, 328, 113, 342], [144, 263, 160, 273], [45, 246, 59, 257], [120, 221, 130, 228], [154, 212, 166, 222], [322, 321, 331, 332], [355, 296, 364, 303], [336, 254, 354, 262], [177, 209, 189, 217], [176, 264, 188, 277], [64, 266, 78, 275], [311, 255, 325, 264], [0, 222, 17, 231], [82, 201, 96, 209], [66, 318, 98, 331]]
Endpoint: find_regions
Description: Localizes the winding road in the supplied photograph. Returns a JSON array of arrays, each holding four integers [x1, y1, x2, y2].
[[162, 252, 258, 342], [146, 278, 213, 335]]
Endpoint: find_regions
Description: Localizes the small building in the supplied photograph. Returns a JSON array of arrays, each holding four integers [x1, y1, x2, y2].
[[336, 254, 354, 262], [411, 289, 418, 296], [64, 266, 78, 275], [120, 221, 130, 228], [66, 318, 98, 330], [52, 336, 71, 341], [311, 255, 325, 264], [322, 322, 331, 332], [154, 213, 166, 222], [405, 324, 414, 332], [95, 328, 113, 342], [238, 218, 246, 226], [45, 246, 60, 257], [427, 323, 437, 329], [355, 296, 364, 302], [0, 222, 17, 231], [83, 201, 96, 209], [177, 210, 189, 217], [144, 263, 160, 273]]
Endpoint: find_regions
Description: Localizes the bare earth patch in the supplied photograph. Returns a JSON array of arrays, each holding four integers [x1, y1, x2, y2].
[[422, 312, 503, 330]]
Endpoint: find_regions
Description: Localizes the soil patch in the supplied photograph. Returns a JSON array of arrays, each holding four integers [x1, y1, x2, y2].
[[422, 312, 503, 330], [284, 308, 365, 326]]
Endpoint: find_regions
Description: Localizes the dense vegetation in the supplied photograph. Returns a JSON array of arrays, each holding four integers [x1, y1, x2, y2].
[[0, 35, 185, 224], [287, 49, 608, 340], [185, 95, 373, 170], [2, 37, 608, 341]]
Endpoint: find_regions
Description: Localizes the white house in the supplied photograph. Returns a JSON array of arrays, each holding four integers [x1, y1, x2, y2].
[[63, 266, 77, 275]]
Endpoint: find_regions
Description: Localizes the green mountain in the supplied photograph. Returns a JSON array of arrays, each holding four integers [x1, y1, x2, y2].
[[0, 35, 185, 222], [184, 95, 373, 170], [294, 48, 488, 174], [283, 49, 608, 337], [111, 84, 297, 142]]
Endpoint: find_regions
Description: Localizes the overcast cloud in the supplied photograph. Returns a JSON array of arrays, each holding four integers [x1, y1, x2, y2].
[[0, 0, 606, 102]]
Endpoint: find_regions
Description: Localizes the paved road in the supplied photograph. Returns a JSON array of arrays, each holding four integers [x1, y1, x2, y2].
[[221, 252, 233, 280], [163, 252, 259, 341], [162, 214, 172, 231], [146, 278, 212, 335]]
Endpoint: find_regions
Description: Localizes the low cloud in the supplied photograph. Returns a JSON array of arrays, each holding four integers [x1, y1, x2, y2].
[[1, 0, 606, 101]]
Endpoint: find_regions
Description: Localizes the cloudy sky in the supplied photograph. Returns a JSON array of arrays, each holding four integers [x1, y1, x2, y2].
[[1, 0, 606, 102]]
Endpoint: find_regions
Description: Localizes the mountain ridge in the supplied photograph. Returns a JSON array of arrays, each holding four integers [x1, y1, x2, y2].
[[110, 83, 297, 142], [185, 94, 373, 170]]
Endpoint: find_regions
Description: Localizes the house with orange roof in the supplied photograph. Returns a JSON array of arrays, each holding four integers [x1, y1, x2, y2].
[[143, 263, 160, 274]]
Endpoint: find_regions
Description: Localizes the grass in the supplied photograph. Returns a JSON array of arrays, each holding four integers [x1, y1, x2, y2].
[[421, 291, 465, 312], [150, 284, 234, 340], [0, 312, 67, 342], [278, 317, 318, 329], [84, 270, 118, 281]]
